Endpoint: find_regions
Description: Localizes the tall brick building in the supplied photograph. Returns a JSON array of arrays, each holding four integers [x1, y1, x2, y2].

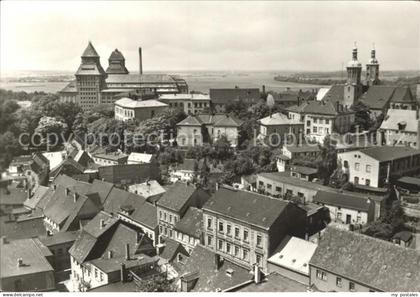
[[60, 42, 188, 111]]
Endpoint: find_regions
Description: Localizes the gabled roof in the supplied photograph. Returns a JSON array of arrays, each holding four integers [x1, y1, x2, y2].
[[360, 85, 395, 110], [174, 207, 203, 238], [0, 216, 46, 240], [390, 86, 415, 103], [302, 100, 338, 116], [23, 185, 49, 209], [203, 187, 290, 230], [179, 244, 251, 292], [89, 179, 115, 205], [82, 41, 99, 57], [359, 146, 420, 162], [310, 226, 420, 292], [176, 115, 203, 126], [157, 182, 198, 213], [380, 109, 418, 132], [322, 85, 344, 105], [209, 88, 260, 105], [313, 190, 373, 212], [128, 180, 166, 199], [159, 238, 188, 262]]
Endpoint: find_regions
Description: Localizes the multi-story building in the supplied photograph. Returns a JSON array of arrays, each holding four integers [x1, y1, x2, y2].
[[173, 207, 203, 253], [337, 146, 420, 188], [1, 237, 55, 292], [276, 143, 321, 172], [176, 114, 242, 147], [309, 226, 420, 292], [258, 112, 303, 147], [159, 93, 211, 115], [156, 182, 210, 243], [313, 190, 374, 226], [202, 186, 307, 273], [59, 42, 188, 111], [69, 212, 157, 291], [114, 98, 168, 122], [210, 88, 260, 112], [92, 152, 128, 167]]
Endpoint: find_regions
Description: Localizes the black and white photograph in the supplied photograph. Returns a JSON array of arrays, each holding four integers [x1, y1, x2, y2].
[[0, 0, 419, 294]]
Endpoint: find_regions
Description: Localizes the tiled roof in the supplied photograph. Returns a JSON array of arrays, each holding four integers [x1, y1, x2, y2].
[[322, 85, 344, 105], [259, 112, 302, 126], [236, 272, 306, 292], [180, 244, 251, 292], [157, 182, 199, 212], [210, 88, 260, 105], [285, 102, 308, 114], [0, 216, 46, 240], [313, 190, 373, 212], [59, 81, 77, 93], [89, 179, 115, 205], [360, 85, 395, 110], [88, 253, 156, 274], [23, 185, 49, 209], [360, 146, 420, 162], [290, 165, 318, 175], [284, 144, 321, 153], [309, 226, 420, 292], [128, 180, 166, 199], [108, 49, 125, 61], [114, 98, 168, 109], [119, 193, 158, 229], [211, 115, 243, 127], [203, 187, 290, 230], [390, 86, 415, 103], [397, 176, 420, 186], [82, 42, 99, 57], [1, 238, 53, 278], [174, 207, 203, 238], [98, 163, 160, 185], [302, 100, 338, 116], [380, 109, 418, 132], [49, 158, 85, 179], [159, 237, 188, 262], [103, 187, 144, 215], [39, 230, 79, 247], [176, 115, 203, 126]]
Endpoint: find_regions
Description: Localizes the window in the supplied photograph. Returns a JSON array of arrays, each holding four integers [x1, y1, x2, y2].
[[275, 186, 282, 192], [256, 235, 262, 247], [355, 163, 360, 171], [366, 179, 370, 186], [313, 118, 318, 123], [159, 211, 162, 219], [95, 268, 98, 279], [218, 222, 224, 232], [243, 249, 249, 261], [366, 165, 371, 173], [337, 212, 342, 220], [234, 246, 239, 257], [207, 235, 213, 246], [256, 254, 262, 265], [316, 269, 327, 281], [349, 282, 355, 291], [226, 243, 231, 254], [234, 227, 240, 238], [336, 277, 342, 287], [267, 184, 272, 189], [207, 218, 212, 230], [259, 181, 264, 186], [218, 240, 223, 251], [243, 229, 249, 242], [227, 224, 232, 236], [169, 215, 173, 223], [326, 119, 329, 124], [313, 127, 317, 133], [100, 272, 104, 282], [306, 120, 311, 126]]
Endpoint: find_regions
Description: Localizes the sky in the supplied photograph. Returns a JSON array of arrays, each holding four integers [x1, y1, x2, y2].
[[1, 1, 419, 74]]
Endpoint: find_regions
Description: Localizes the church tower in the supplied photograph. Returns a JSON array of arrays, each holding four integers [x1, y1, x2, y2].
[[75, 42, 107, 111], [343, 45, 363, 108], [366, 45, 380, 86]]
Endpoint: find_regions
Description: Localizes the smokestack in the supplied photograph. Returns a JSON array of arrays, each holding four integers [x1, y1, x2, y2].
[[138, 47, 143, 75], [125, 243, 130, 260], [17, 258, 23, 267]]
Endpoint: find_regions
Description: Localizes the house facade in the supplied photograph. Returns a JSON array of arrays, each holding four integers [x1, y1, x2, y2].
[[159, 93, 211, 115]]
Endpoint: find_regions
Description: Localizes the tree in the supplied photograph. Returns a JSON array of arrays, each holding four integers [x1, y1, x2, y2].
[[135, 274, 176, 292], [351, 100, 373, 131], [35, 116, 68, 148], [317, 136, 337, 185], [213, 135, 233, 160]]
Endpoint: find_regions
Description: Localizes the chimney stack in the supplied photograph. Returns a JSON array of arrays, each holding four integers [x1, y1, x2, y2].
[[108, 250, 113, 259], [100, 219, 105, 229], [27, 187, 32, 199], [138, 47, 143, 75], [125, 243, 130, 260], [17, 258, 23, 267], [73, 193, 78, 203]]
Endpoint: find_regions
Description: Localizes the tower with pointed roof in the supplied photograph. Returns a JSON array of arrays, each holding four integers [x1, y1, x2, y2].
[[106, 49, 129, 74], [343, 44, 363, 108], [75, 42, 107, 111], [366, 45, 380, 86]]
